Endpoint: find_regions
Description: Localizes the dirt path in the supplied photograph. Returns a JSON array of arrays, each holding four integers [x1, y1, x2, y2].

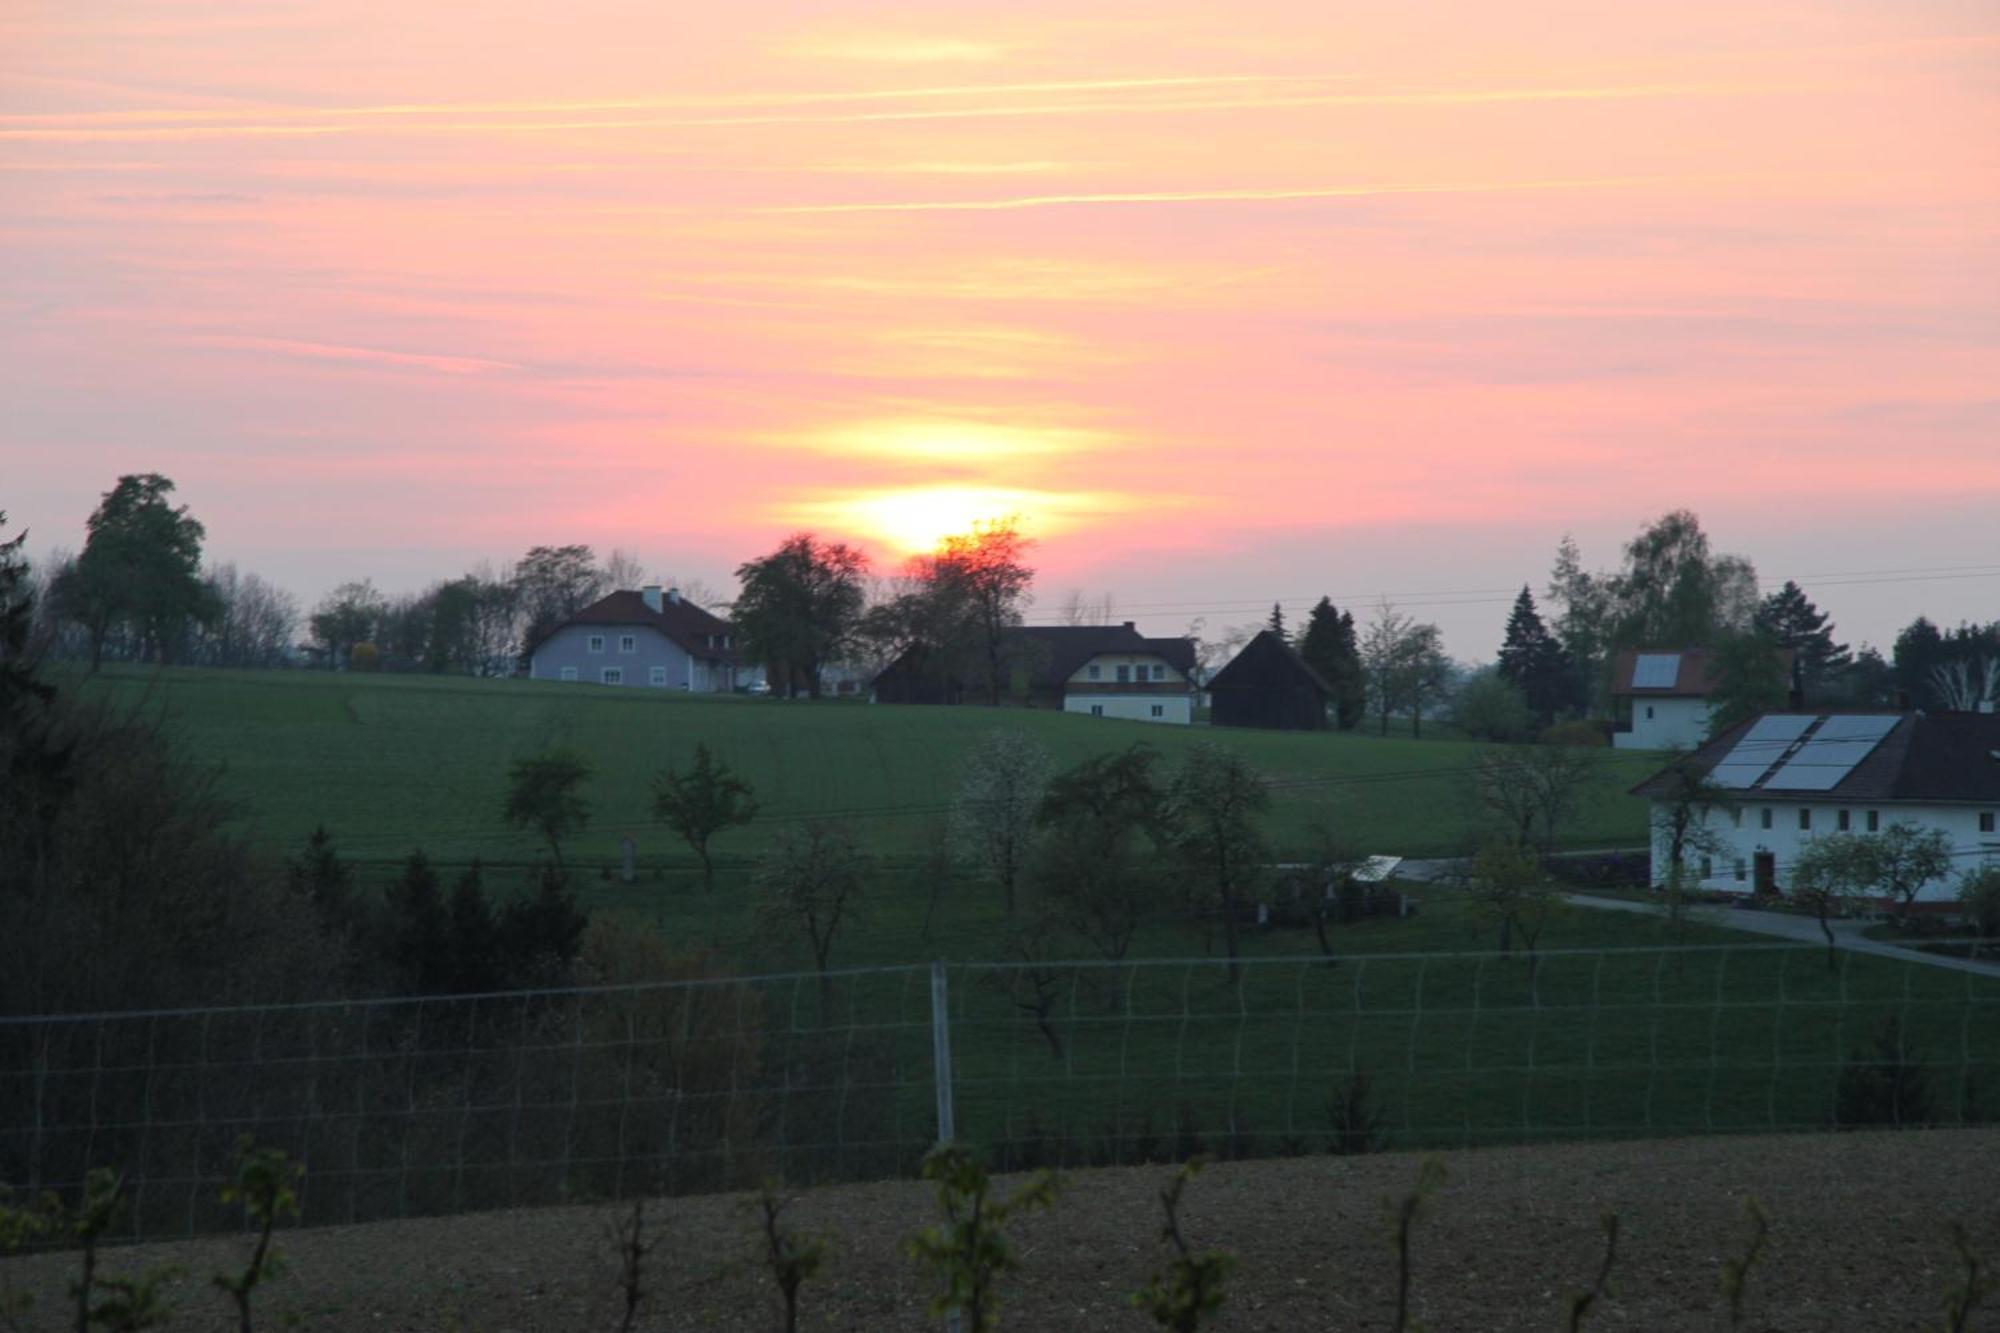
[[6, 1129, 1995, 1331]]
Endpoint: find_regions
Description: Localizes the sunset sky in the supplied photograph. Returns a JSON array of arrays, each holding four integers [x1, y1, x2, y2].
[[4, 1, 1997, 656]]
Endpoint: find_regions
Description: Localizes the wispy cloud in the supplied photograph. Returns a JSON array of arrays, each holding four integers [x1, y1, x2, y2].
[[0, 79, 1778, 143], [181, 334, 520, 376], [757, 171, 1767, 215], [779, 36, 1018, 64]]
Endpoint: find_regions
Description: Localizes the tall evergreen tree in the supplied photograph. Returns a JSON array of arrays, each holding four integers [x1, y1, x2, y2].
[[1494, 586, 1572, 729], [1266, 602, 1286, 637], [1753, 581, 1849, 698], [1297, 597, 1366, 730]]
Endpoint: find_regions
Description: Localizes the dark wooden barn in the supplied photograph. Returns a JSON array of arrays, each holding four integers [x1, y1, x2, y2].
[[1206, 629, 1333, 730]]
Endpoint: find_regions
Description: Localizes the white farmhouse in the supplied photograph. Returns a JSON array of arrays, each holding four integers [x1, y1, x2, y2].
[[1633, 709, 2000, 905], [1611, 647, 1794, 750]]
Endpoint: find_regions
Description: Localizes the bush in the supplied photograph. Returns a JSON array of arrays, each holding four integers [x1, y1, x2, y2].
[[1540, 720, 1610, 748], [1834, 1015, 1937, 1129], [1451, 671, 1532, 743]]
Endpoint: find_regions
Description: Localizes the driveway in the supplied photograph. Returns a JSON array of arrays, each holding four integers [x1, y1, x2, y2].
[[1560, 893, 2000, 978]]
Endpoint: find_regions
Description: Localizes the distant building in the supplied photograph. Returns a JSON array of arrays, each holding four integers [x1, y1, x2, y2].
[[1610, 647, 1794, 750], [1631, 708, 2000, 903], [527, 585, 738, 691], [870, 623, 1198, 723], [1205, 630, 1333, 731]]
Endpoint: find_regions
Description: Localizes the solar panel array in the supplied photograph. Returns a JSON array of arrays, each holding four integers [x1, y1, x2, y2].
[[1709, 714, 1815, 789], [1631, 653, 1681, 689], [1763, 714, 1899, 792]]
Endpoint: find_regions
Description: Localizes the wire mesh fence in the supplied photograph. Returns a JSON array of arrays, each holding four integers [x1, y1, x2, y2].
[[4, 943, 1997, 1241]]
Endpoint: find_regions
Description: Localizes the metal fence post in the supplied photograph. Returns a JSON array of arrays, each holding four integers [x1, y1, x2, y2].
[[930, 960, 961, 1333], [930, 960, 956, 1145]]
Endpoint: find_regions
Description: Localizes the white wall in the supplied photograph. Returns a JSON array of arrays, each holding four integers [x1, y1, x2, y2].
[[1615, 696, 1712, 750], [1064, 694, 1193, 725], [1649, 798, 2000, 901]]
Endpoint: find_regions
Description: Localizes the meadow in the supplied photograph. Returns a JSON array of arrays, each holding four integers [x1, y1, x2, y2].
[[78, 663, 1654, 869]]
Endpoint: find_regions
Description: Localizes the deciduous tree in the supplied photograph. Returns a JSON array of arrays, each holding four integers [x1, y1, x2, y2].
[[652, 742, 758, 892], [930, 518, 1035, 705], [308, 580, 386, 671], [503, 748, 592, 868], [57, 474, 216, 669], [952, 730, 1051, 915], [734, 534, 869, 698]]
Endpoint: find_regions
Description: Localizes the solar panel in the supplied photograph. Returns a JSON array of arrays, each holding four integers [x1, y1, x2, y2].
[[1631, 653, 1681, 689], [1709, 714, 1816, 789], [1765, 714, 1899, 792]]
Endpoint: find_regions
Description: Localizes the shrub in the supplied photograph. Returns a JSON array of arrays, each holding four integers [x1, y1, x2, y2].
[[1834, 1014, 1937, 1128], [1540, 720, 1609, 748]]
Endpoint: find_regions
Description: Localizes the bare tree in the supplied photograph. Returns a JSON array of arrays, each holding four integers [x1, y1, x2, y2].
[[1162, 744, 1271, 981], [1400, 623, 1452, 739], [603, 548, 648, 592], [981, 903, 1071, 1058], [1056, 589, 1116, 626], [755, 821, 868, 1017], [952, 730, 1051, 915], [1930, 657, 1999, 712], [1470, 744, 1601, 858], [1361, 602, 1416, 736]]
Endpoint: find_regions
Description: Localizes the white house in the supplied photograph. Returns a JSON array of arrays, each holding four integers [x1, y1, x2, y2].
[[1633, 709, 2000, 904], [1610, 647, 1793, 750], [868, 622, 1198, 722]]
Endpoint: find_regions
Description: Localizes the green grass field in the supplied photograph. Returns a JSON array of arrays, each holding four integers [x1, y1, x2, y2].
[[79, 664, 1653, 873], [27, 666, 2000, 1225]]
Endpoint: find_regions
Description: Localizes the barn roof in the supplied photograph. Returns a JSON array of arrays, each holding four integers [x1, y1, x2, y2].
[[1206, 630, 1334, 697]]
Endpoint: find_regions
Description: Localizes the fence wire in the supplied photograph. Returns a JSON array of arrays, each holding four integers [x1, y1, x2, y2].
[[3, 944, 1996, 1241]]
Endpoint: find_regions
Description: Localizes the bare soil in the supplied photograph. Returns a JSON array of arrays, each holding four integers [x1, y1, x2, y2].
[[7, 1129, 1996, 1331]]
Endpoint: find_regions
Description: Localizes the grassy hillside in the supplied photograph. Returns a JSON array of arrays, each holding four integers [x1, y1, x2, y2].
[[77, 665, 1655, 877]]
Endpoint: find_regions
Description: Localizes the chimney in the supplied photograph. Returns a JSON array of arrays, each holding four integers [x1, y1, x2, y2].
[[641, 585, 663, 613], [666, 587, 683, 606], [1123, 621, 1137, 632]]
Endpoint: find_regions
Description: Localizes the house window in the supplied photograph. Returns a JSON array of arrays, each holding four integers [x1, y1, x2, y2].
[[1150, 704, 1164, 718], [1734, 859, 1747, 882], [1700, 856, 1713, 879], [1152, 664, 1166, 681], [1982, 812, 1996, 834], [1090, 704, 1104, 717], [649, 666, 667, 686], [1088, 664, 1101, 680], [1760, 808, 1773, 830], [1645, 705, 1655, 720], [1837, 809, 1850, 832], [620, 634, 636, 653], [1866, 810, 1880, 832], [601, 667, 623, 685], [587, 635, 605, 654], [559, 666, 578, 682], [1116, 664, 1131, 683], [1799, 808, 1811, 831]]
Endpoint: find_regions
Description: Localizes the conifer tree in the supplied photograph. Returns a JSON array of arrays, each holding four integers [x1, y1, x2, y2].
[[1298, 597, 1366, 730], [1266, 602, 1286, 638], [1753, 581, 1849, 697], [1495, 586, 1572, 728]]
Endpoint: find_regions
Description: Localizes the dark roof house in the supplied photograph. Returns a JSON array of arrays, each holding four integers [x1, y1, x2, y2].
[[1631, 709, 2000, 805], [1206, 630, 1333, 731]]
